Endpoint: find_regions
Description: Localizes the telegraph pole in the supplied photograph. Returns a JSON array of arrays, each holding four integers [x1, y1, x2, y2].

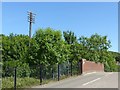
[[27, 11, 36, 38]]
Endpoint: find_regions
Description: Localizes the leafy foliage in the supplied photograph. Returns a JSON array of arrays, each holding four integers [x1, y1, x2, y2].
[[1, 28, 118, 79], [33, 28, 68, 65]]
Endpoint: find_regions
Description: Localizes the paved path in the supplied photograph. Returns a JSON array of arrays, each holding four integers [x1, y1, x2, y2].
[[32, 72, 118, 88]]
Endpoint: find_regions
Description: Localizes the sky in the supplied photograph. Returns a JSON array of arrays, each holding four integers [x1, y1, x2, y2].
[[2, 2, 118, 52]]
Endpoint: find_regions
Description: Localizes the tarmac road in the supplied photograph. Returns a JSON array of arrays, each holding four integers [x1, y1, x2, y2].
[[32, 72, 118, 88]]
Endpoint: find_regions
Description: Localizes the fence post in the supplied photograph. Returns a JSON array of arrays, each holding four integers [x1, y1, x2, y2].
[[58, 64, 60, 81], [51, 67, 54, 80], [66, 66, 69, 76], [40, 64, 42, 85], [80, 60, 83, 74], [78, 61, 80, 75], [14, 67, 16, 90], [70, 61, 72, 76]]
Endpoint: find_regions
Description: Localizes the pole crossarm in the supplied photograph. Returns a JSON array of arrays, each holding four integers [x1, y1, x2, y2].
[[27, 11, 36, 38]]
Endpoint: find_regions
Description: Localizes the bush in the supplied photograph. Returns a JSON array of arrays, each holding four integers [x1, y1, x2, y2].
[[16, 63, 31, 77], [3, 62, 31, 77], [104, 60, 118, 72]]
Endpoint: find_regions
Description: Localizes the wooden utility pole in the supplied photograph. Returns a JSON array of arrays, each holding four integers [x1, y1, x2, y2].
[[28, 11, 36, 38]]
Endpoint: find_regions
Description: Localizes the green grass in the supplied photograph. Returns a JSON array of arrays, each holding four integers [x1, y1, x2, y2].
[[2, 74, 79, 89], [2, 77, 40, 89]]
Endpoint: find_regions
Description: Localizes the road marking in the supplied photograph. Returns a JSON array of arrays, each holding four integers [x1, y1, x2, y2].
[[82, 78, 101, 86], [83, 72, 96, 76]]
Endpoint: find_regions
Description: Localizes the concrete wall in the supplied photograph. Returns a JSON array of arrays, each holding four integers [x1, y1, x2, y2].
[[82, 59, 104, 73]]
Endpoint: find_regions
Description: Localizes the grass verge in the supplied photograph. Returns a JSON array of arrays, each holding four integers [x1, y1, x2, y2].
[[2, 77, 40, 89], [2, 74, 79, 89]]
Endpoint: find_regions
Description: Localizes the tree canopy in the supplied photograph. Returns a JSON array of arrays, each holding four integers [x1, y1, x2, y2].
[[1, 28, 118, 74]]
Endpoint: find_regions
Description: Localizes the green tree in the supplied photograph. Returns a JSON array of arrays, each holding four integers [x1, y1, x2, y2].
[[63, 31, 79, 75], [79, 33, 117, 72], [79, 33, 111, 63], [33, 28, 68, 66], [2, 34, 30, 77]]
